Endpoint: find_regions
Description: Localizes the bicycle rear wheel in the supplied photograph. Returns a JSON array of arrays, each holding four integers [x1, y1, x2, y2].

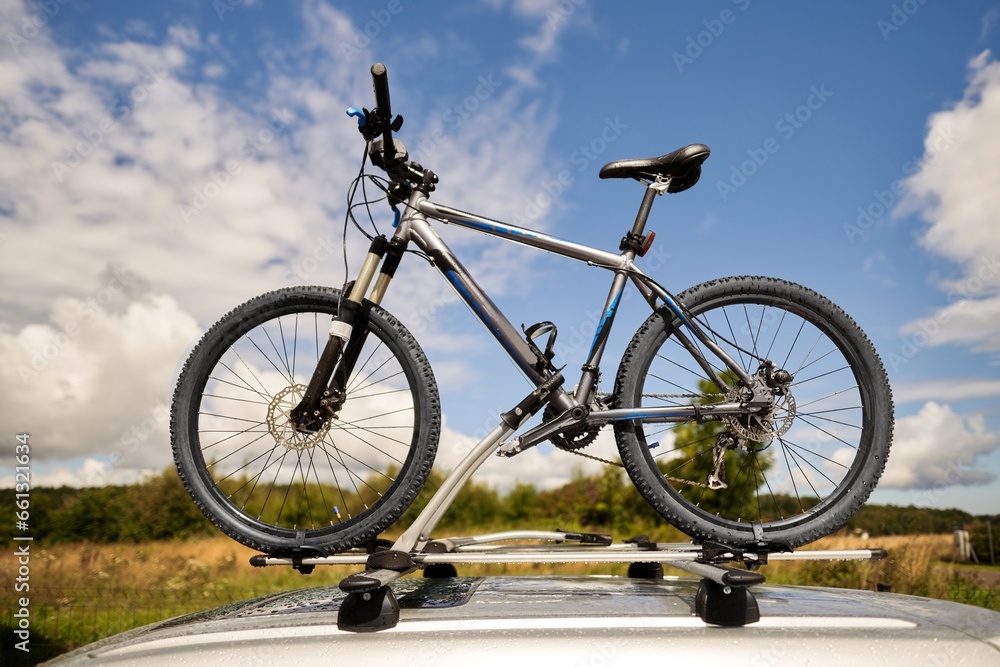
[[171, 286, 440, 555], [614, 276, 892, 549]]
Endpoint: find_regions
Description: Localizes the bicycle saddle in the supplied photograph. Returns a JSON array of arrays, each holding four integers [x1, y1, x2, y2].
[[599, 143, 710, 193]]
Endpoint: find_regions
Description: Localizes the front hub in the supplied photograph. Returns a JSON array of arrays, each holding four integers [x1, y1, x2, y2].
[[268, 384, 333, 450]]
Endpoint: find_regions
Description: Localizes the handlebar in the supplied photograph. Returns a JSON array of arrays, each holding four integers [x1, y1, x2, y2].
[[346, 63, 438, 192], [370, 63, 396, 166]]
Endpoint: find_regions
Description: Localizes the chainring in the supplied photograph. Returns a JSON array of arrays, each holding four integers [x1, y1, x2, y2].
[[543, 404, 603, 451]]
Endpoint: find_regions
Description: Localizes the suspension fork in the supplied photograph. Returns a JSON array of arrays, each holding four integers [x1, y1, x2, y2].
[[290, 235, 406, 431]]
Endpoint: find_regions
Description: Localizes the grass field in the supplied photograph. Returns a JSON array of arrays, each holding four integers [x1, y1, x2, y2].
[[1, 532, 996, 666]]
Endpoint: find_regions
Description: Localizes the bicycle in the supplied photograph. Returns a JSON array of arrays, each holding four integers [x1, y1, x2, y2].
[[171, 63, 893, 557]]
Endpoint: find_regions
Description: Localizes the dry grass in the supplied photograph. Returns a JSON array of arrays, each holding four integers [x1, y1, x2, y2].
[[752, 533, 994, 604], [0, 532, 974, 591], [0, 536, 355, 594]]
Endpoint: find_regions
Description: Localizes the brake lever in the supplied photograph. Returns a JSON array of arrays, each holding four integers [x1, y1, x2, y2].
[[345, 106, 367, 127]]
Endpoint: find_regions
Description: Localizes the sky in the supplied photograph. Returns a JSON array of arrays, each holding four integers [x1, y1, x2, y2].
[[1, 0, 999, 516]]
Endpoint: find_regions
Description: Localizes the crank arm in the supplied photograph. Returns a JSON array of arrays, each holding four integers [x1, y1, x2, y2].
[[497, 403, 589, 457]]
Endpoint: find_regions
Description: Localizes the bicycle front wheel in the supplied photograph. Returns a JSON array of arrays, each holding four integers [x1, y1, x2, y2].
[[614, 276, 892, 549], [171, 286, 440, 555]]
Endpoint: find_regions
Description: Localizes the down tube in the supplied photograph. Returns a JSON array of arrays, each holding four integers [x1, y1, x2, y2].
[[407, 219, 575, 410]]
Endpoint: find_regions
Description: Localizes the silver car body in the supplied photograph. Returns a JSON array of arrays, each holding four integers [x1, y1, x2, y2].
[[44, 576, 1000, 666]]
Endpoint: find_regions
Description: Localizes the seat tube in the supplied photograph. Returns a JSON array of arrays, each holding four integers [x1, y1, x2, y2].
[[576, 252, 633, 404], [408, 193, 578, 413]]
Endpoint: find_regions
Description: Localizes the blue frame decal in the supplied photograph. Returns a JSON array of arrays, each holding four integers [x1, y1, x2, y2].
[[589, 290, 623, 355], [444, 269, 529, 371], [456, 217, 537, 240]]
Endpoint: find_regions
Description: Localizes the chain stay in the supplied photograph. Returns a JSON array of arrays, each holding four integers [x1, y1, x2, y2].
[[558, 392, 726, 489]]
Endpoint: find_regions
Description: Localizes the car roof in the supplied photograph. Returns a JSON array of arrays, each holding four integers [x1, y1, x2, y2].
[[44, 576, 1000, 666]]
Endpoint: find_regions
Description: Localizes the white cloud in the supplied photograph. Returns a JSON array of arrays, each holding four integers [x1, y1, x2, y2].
[[0, 459, 156, 489], [433, 418, 617, 492], [897, 51, 1000, 356], [895, 378, 1000, 403], [900, 51, 1000, 267], [880, 402, 1000, 489], [483, 0, 591, 86], [0, 0, 580, 489], [901, 292, 1000, 353], [0, 288, 199, 469]]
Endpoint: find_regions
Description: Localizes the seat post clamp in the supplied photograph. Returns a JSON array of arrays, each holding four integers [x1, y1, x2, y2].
[[649, 175, 672, 194]]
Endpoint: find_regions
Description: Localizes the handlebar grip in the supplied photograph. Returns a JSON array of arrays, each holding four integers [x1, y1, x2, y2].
[[370, 62, 396, 164], [371, 63, 390, 116]]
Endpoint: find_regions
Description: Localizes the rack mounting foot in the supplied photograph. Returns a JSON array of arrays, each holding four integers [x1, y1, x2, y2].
[[695, 579, 760, 626], [337, 585, 400, 633]]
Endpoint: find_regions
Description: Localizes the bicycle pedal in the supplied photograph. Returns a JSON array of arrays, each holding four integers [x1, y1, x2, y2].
[[497, 436, 524, 457]]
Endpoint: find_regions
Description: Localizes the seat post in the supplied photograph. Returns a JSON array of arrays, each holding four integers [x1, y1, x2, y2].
[[629, 185, 659, 238], [626, 175, 671, 243]]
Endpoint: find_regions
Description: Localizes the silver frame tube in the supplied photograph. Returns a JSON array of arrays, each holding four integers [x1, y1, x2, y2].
[[400, 194, 754, 396]]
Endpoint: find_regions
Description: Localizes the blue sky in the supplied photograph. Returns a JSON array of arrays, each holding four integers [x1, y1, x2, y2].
[[2, 0, 1000, 516]]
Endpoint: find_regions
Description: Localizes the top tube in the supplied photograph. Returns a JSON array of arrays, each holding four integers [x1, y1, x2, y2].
[[418, 200, 627, 271]]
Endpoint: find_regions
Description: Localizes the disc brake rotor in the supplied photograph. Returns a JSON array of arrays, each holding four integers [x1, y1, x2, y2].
[[267, 384, 332, 450], [723, 387, 796, 444]]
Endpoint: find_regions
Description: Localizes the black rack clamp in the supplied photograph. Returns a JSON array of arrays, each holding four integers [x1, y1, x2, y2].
[[499, 371, 565, 431]]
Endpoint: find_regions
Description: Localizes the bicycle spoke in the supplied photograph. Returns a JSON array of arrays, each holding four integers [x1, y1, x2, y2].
[[246, 334, 292, 385], [328, 422, 407, 465], [794, 385, 859, 410], [798, 412, 862, 431], [764, 308, 787, 361], [262, 321, 291, 382], [203, 392, 270, 406], [780, 319, 806, 370], [722, 308, 748, 373], [794, 365, 852, 387], [211, 432, 274, 473], [216, 362, 271, 402], [291, 315, 299, 381]]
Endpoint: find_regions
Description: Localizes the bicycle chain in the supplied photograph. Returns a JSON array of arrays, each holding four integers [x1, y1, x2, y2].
[[557, 392, 725, 489]]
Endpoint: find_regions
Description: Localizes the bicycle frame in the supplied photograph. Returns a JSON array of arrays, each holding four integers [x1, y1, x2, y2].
[[377, 186, 758, 428]]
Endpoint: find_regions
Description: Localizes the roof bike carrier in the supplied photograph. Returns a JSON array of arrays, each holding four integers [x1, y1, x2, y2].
[[249, 403, 888, 632]]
